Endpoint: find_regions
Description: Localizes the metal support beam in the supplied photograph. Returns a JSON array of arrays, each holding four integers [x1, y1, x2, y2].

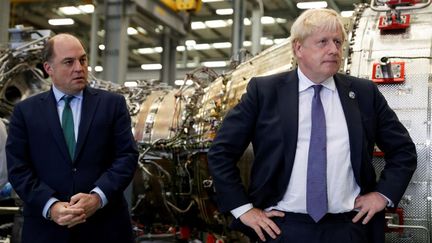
[[160, 28, 177, 86], [231, 0, 246, 63], [89, 0, 100, 75], [134, 0, 187, 36], [103, 0, 130, 84], [327, 0, 340, 12], [0, 0, 10, 49], [251, 0, 263, 55]]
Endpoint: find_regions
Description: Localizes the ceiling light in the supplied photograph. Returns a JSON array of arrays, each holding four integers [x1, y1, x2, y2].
[[48, 18, 74, 26], [202, 61, 227, 68], [137, 27, 147, 34], [194, 43, 211, 50], [137, 48, 155, 54], [191, 21, 206, 30], [94, 66, 103, 72], [59, 4, 94, 15], [127, 27, 138, 35], [175, 80, 185, 86], [177, 46, 186, 51], [213, 42, 232, 49], [216, 8, 233, 15], [124, 81, 138, 87], [243, 18, 251, 26], [99, 44, 105, 50], [296, 1, 328, 9], [59, 6, 81, 15], [154, 47, 163, 53], [185, 40, 196, 46], [78, 4, 94, 13], [243, 41, 252, 47], [341, 11, 354, 17], [276, 18, 287, 24], [205, 20, 228, 28], [261, 37, 274, 46], [261, 16, 275, 25], [141, 64, 162, 70]]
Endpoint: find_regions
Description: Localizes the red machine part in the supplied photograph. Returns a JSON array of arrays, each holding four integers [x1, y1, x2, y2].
[[378, 14, 410, 30], [385, 208, 405, 233], [385, 0, 419, 7], [371, 61, 405, 84]]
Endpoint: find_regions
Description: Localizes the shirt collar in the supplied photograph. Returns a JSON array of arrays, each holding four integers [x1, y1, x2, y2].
[[297, 67, 336, 93], [52, 85, 83, 103]]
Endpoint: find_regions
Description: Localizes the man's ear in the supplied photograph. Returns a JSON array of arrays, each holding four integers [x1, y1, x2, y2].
[[43, 62, 53, 76], [293, 40, 302, 58]]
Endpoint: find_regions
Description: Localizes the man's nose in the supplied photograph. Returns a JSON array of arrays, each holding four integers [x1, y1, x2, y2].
[[73, 60, 84, 71]]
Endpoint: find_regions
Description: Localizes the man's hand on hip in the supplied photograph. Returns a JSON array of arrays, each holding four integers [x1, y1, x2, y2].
[[352, 192, 387, 225], [239, 208, 284, 242]]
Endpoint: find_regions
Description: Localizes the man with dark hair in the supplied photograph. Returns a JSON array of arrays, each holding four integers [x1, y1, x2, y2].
[[7, 33, 138, 243]]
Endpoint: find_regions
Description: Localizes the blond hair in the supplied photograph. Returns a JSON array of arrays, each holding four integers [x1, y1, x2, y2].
[[290, 8, 346, 55]]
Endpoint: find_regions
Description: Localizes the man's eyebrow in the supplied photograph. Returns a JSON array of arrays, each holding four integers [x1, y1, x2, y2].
[[61, 54, 87, 62]]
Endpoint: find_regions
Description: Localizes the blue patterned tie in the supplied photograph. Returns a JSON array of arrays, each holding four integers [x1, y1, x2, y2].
[[62, 96, 75, 159], [307, 85, 328, 222]]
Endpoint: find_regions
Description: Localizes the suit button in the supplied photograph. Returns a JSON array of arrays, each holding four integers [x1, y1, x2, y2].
[[72, 168, 77, 172]]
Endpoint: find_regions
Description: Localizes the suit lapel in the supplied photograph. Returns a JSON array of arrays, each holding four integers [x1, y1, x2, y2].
[[334, 74, 362, 184], [277, 70, 299, 174], [75, 87, 100, 161], [39, 90, 71, 163]]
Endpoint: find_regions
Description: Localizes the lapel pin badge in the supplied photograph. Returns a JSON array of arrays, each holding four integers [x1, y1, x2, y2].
[[349, 91, 356, 99]]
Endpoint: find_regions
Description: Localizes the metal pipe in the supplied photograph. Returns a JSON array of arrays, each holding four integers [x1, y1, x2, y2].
[[387, 224, 430, 243], [370, 0, 431, 12]]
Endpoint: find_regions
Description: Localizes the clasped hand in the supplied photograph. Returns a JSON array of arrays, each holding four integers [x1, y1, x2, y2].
[[49, 193, 101, 228]]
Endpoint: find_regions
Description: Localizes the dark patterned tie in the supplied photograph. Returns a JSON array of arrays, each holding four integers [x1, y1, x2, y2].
[[62, 96, 75, 159], [307, 85, 328, 222]]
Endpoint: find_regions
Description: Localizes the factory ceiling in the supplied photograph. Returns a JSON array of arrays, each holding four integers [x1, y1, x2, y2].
[[8, 0, 368, 72]]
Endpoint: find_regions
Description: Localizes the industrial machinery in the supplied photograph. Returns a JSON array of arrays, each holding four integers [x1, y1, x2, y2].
[[1, 0, 432, 242]]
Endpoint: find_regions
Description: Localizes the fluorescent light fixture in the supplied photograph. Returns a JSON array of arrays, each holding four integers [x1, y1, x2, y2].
[[48, 18, 74, 26], [186, 62, 198, 68], [137, 48, 155, 54], [154, 47, 163, 53], [124, 81, 138, 87], [261, 16, 275, 25], [243, 41, 252, 47], [191, 21, 206, 30], [177, 46, 186, 51], [59, 4, 94, 15], [137, 27, 147, 34], [202, 61, 227, 68], [205, 20, 228, 28], [243, 18, 251, 26], [175, 80, 185, 86], [213, 42, 231, 49], [185, 40, 196, 46], [296, 1, 328, 9], [127, 27, 138, 35], [194, 43, 211, 50], [274, 38, 287, 44], [78, 4, 94, 13], [261, 37, 274, 46], [341, 11, 354, 17], [175, 79, 194, 86], [141, 64, 162, 70], [94, 66, 103, 72], [276, 18, 287, 24], [59, 6, 81, 15], [98, 44, 105, 50], [216, 8, 233, 15]]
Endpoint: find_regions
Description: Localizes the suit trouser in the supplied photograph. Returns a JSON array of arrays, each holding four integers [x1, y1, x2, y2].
[[258, 211, 369, 243]]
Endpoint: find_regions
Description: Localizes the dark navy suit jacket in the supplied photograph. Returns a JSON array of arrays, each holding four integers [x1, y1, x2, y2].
[[208, 69, 417, 242], [7, 86, 138, 243]]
